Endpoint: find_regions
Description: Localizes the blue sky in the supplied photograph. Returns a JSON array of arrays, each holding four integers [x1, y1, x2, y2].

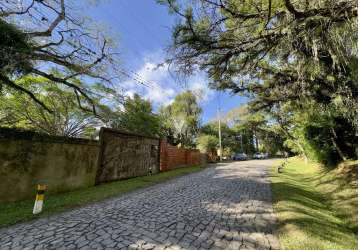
[[87, 0, 248, 123]]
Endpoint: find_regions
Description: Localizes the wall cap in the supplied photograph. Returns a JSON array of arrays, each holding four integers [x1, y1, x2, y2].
[[100, 127, 161, 140], [0, 127, 99, 146]]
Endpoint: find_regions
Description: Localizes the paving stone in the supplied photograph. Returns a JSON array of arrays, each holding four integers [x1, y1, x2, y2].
[[0, 160, 279, 249]]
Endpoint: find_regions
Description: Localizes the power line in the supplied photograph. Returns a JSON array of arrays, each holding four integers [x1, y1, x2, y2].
[[120, 64, 169, 100], [101, 3, 204, 104], [126, 68, 164, 90], [116, 66, 172, 107], [116, 68, 152, 89], [102, 2, 177, 94]]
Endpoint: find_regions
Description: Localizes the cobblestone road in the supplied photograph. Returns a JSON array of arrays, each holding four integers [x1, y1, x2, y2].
[[0, 160, 280, 250]]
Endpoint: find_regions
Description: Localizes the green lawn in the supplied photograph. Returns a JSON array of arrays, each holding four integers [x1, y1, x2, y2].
[[270, 158, 358, 250], [0, 166, 204, 228]]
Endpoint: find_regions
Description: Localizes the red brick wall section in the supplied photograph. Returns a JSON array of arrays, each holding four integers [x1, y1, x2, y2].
[[160, 139, 207, 171], [160, 139, 169, 171]]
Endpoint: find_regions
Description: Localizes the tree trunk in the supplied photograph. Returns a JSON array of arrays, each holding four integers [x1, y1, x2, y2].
[[330, 128, 347, 161], [254, 130, 259, 151], [296, 141, 308, 164], [279, 123, 308, 164]]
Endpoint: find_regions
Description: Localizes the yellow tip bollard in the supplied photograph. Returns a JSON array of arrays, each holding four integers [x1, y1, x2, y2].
[[33, 184, 47, 214]]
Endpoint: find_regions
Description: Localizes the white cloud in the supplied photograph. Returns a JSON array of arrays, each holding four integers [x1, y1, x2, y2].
[[120, 50, 215, 108], [124, 90, 135, 99], [135, 61, 176, 106], [186, 75, 215, 103], [120, 58, 176, 107]]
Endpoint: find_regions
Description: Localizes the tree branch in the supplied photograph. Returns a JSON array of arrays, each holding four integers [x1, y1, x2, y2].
[[284, 0, 304, 18], [30, 69, 96, 115], [0, 0, 35, 17], [0, 74, 52, 113], [27, 0, 65, 37]]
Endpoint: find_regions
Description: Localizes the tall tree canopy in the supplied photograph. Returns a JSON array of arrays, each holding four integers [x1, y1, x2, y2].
[[200, 121, 239, 154], [196, 134, 218, 153], [109, 94, 162, 138], [0, 0, 119, 113], [159, 0, 358, 123], [160, 91, 202, 148], [271, 101, 358, 165], [159, 0, 358, 164], [200, 105, 287, 156], [0, 75, 100, 137]]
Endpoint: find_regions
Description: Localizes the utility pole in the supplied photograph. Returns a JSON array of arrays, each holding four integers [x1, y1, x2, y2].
[[217, 93, 223, 161]]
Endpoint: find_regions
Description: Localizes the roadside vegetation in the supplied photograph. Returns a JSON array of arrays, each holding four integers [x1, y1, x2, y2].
[[159, 0, 358, 167], [0, 166, 203, 228], [1, 1, 357, 163], [271, 158, 358, 250], [197, 105, 288, 158]]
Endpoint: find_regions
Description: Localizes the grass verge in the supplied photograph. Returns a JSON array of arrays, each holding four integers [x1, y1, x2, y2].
[[270, 157, 358, 250], [0, 165, 203, 228]]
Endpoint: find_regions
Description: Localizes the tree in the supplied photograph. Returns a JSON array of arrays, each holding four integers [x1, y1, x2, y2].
[[159, 0, 358, 164], [272, 102, 358, 165], [233, 124, 256, 155], [218, 104, 288, 155], [259, 124, 288, 156], [201, 121, 239, 154], [0, 0, 120, 113], [159, 0, 358, 115], [109, 94, 162, 138], [0, 75, 100, 137], [160, 91, 202, 148], [197, 134, 218, 153], [221, 105, 264, 152]]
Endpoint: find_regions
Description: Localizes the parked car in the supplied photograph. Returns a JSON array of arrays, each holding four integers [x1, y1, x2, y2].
[[253, 153, 269, 159], [253, 153, 261, 159], [233, 153, 248, 161]]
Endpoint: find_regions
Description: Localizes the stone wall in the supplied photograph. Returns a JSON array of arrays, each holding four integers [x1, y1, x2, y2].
[[207, 150, 219, 163], [95, 128, 160, 184], [0, 128, 208, 202], [0, 128, 99, 202], [160, 139, 207, 171]]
